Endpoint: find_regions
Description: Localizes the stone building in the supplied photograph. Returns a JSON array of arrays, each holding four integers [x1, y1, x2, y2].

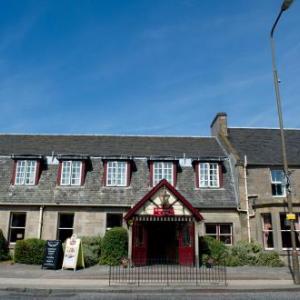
[[0, 133, 239, 265], [211, 112, 300, 261]]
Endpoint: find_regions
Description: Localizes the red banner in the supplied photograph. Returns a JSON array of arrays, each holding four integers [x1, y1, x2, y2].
[[153, 207, 175, 216]]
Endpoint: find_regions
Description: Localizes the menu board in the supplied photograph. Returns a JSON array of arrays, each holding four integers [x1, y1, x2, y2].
[[42, 240, 63, 270], [62, 234, 85, 271]]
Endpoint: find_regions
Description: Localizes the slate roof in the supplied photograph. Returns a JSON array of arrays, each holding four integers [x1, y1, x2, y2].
[[0, 134, 237, 208], [0, 134, 225, 158], [228, 128, 300, 166]]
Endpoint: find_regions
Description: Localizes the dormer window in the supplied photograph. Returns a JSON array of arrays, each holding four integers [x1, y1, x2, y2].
[[14, 160, 37, 185], [152, 161, 175, 186], [60, 161, 82, 186], [198, 162, 220, 188], [106, 161, 128, 186]]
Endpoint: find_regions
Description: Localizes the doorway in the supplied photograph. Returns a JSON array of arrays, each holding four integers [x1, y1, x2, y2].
[[147, 222, 178, 263]]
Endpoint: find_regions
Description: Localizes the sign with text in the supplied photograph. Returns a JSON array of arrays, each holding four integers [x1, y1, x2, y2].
[[287, 213, 296, 220], [62, 234, 85, 271], [42, 240, 63, 270], [153, 207, 174, 216]]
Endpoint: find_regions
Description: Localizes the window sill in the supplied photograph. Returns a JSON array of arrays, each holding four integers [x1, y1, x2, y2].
[[56, 185, 85, 189], [272, 195, 286, 198], [11, 184, 37, 187], [281, 248, 300, 251], [194, 187, 224, 191], [103, 186, 132, 189]]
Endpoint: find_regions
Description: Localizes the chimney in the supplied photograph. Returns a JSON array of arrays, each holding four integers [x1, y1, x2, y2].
[[210, 112, 228, 137]]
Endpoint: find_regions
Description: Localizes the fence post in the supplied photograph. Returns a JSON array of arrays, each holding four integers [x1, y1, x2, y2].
[[109, 264, 111, 286], [167, 262, 169, 286], [137, 264, 140, 286], [195, 263, 198, 286]]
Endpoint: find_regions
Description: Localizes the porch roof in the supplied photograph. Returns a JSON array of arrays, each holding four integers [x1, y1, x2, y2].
[[124, 179, 203, 222]]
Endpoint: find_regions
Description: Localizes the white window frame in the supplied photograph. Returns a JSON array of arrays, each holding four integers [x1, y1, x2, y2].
[[57, 213, 74, 242], [106, 161, 127, 187], [262, 213, 274, 250], [270, 170, 286, 197], [14, 160, 37, 185], [9, 212, 26, 243], [280, 213, 300, 250], [60, 161, 82, 186], [199, 162, 219, 188], [205, 223, 233, 245], [153, 161, 174, 186]]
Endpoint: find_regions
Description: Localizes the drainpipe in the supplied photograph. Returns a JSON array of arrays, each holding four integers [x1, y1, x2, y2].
[[244, 156, 251, 243], [38, 205, 44, 239]]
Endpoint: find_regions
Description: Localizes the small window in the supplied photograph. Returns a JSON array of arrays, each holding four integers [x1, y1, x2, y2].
[[106, 213, 123, 230], [153, 161, 174, 186], [271, 170, 286, 197], [106, 161, 127, 186], [9, 212, 26, 243], [280, 213, 300, 249], [61, 161, 82, 186], [205, 223, 232, 245], [14, 160, 37, 185], [262, 213, 274, 249], [57, 213, 74, 242], [182, 224, 191, 247], [199, 163, 219, 188]]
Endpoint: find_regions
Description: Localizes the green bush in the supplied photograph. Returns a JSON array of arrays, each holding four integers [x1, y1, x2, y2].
[[100, 227, 128, 265], [14, 239, 46, 265], [257, 251, 284, 267], [0, 229, 10, 261], [202, 236, 228, 264], [227, 240, 262, 266], [200, 237, 284, 267], [80, 236, 102, 267]]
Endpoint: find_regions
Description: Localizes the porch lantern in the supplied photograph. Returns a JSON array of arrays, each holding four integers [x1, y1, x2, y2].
[[159, 188, 171, 208]]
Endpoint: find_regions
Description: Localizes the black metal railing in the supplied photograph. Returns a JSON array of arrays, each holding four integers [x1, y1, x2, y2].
[[109, 258, 227, 286]]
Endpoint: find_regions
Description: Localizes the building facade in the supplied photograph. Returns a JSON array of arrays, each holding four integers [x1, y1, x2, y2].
[[0, 133, 240, 265], [2, 113, 298, 264], [211, 113, 300, 262]]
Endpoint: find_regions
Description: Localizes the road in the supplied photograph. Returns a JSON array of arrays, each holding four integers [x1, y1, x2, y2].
[[1, 290, 300, 300]]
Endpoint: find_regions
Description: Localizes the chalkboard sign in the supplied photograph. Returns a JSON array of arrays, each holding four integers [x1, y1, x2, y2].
[[42, 240, 63, 270]]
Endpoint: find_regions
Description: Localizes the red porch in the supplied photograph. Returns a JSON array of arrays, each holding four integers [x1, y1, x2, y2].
[[124, 179, 203, 266]]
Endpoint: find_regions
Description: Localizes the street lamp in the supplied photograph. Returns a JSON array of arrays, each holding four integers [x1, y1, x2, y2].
[[270, 0, 300, 284]]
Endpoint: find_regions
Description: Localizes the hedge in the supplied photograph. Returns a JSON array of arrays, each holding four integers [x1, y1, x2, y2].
[[14, 239, 46, 265], [200, 237, 283, 267], [0, 229, 10, 261], [100, 227, 128, 265], [80, 236, 102, 267]]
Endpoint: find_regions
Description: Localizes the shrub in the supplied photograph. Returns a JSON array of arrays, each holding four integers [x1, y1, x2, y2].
[[100, 227, 128, 265], [0, 229, 10, 261], [80, 236, 102, 267], [200, 238, 284, 267], [228, 240, 262, 266], [202, 236, 228, 265], [224, 254, 241, 267], [14, 239, 46, 265], [257, 251, 284, 267]]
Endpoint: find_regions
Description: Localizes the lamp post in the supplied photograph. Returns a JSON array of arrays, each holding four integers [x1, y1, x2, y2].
[[270, 0, 300, 284]]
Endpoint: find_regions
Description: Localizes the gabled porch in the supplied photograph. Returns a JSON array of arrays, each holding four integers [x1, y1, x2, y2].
[[124, 179, 203, 266]]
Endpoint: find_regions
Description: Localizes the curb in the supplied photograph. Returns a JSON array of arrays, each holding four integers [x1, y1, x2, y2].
[[1, 287, 300, 294]]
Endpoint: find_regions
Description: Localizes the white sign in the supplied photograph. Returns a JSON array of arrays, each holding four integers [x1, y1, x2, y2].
[[62, 234, 85, 271]]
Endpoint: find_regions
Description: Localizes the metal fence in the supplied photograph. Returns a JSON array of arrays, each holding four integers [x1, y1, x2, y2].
[[109, 259, 227, 286]]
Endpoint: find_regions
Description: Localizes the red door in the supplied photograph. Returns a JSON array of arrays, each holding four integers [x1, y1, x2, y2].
[[178, 222, 195, 266], [132, 221, 148, 266]]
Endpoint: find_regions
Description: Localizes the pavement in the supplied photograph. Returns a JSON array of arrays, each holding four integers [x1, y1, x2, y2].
[[0, 261, 299, 293]]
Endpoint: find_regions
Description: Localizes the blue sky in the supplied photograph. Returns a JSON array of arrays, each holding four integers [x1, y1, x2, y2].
[[0, 0, 299, 135]]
